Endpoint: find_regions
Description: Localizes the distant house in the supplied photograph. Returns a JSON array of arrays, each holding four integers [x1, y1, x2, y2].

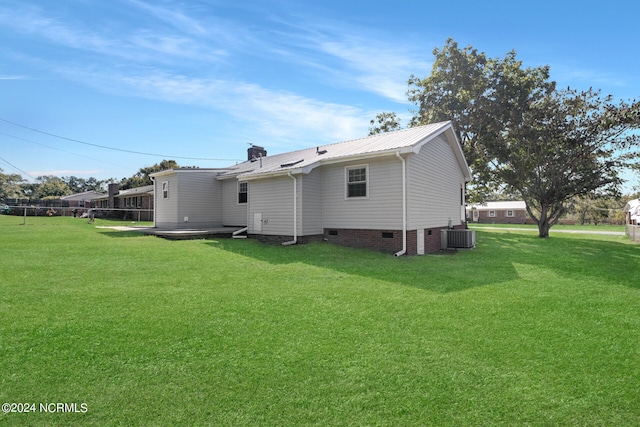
[[467, 201, 527, 224], [151, 121, 472, 255], [625, 198, 640, 225], [93, 183, 154, 221], [625, 198, 640, 242], [60, 190, 106, 208]]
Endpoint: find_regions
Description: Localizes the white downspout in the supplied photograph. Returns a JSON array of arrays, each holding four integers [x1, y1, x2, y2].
[[150, 176, 157, 228], [282, 172, 298, 246], [395, 151, 407, 257]]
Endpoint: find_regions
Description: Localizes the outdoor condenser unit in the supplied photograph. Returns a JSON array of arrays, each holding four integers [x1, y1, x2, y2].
[[440, 229, 476, 250]]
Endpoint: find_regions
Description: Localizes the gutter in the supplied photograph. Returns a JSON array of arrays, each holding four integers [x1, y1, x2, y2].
[[395, 151, 407, 257], [282, 172, 298, 246], [150, 176, 157, 228]]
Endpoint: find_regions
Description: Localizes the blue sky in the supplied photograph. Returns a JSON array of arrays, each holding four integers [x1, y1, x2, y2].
[[1, 0, 638, 190]]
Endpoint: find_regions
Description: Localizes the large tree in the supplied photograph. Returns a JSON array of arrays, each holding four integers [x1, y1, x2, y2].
[[374, 38, 640, 237], [407, 39, 555, 203], [489, 88, 639, 237]]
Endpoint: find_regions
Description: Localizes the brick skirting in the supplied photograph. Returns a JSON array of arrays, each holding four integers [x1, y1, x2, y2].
[[249, 225, 468, 255], [323, 225, 467, 255]]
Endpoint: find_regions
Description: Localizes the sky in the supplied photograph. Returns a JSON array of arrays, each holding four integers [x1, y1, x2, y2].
[[1, 0, 639, 191]]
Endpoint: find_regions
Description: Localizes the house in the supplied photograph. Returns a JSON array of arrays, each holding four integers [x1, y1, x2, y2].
[[625, 198, 640, 225], [151, 121, 472, 255], [467, 201, 527, 224], [624, 198, 640, 242], [93, 183, 154, 221], [60, 190, 106, 208]]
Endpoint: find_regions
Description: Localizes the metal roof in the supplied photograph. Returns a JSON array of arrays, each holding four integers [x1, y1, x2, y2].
[[60, 190, 106, 201], [469, 201, 527, 211], [219, 121, 471, 181]]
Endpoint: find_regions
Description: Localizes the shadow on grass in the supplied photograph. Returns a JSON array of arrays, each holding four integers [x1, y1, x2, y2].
[[207, 237, 518, 293], [96, 230, 152, 238], [208, 231, 639, 293]]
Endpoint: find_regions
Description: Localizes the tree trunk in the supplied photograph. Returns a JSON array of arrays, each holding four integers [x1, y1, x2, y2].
[[537, 218, 551, 238], [537, 205, 551, 238]]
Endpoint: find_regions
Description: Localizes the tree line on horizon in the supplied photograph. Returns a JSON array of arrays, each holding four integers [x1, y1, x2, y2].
[[0, 160, 182, 200]]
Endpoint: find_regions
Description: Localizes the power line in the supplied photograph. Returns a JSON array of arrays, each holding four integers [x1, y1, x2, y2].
[[0, 118, 243, 162], [0, 156, 35, 179], [0, 131, 123, 169]]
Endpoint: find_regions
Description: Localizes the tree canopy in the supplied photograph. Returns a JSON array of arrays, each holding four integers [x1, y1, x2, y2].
[[371, 38, 640, 237], [0, 169, 26, 200], [368, 112, 401, 136], [120, 160, 180, 190]]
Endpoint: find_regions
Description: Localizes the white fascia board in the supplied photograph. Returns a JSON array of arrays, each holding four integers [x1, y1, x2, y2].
[[150, 169, 178, 179]]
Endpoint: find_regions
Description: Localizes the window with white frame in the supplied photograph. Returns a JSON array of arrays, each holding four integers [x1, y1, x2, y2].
[[488, 210, 496, 217], [346, 165, 368, 198], [238, 181, 248, 204], [162, 181, 169, 199], [507, 210, 514, 217]]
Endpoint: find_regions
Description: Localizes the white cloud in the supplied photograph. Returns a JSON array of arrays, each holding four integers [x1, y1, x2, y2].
[[318, 40, 428, 103], [107, 70, 369, 142], [123, 0, 209, 36]]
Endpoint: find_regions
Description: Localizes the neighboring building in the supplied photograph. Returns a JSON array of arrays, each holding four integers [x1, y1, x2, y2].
[[60, 190, 106, 208], [625, 198, 640, 225], [467, 201, 527, 224], [625, 198, 640, 242], [152, 121, 472, 255], [93, 183, 154, 221]]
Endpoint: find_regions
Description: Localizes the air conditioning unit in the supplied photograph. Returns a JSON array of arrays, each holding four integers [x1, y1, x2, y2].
[[441, 229, 476, 250]]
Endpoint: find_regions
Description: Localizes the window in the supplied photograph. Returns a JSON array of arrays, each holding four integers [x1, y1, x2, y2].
[[507, 210, 514, 217], [489, 210, 496, 217], [346, 165, 367, 198], [238, 181, 248, 204], [162, 181, 169, 199]]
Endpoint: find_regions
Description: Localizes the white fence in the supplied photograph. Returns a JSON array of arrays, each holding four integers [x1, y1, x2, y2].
[[2, 205, 153, 222]]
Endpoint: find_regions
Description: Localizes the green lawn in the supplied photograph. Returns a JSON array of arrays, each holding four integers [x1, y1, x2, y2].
[[1, 216, 639, 426]]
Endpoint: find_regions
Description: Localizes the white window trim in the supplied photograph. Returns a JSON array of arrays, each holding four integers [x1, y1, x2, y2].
[[345, 164, 369, 200], [488, 210, 496, 217], [506, 210, 514, 217], [162, 181, 169, 199], [238, 181, 248, 205]]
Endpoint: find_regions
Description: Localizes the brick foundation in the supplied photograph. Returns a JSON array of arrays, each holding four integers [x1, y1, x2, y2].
[[323, 225, 467, 255], [324, 228, 404, 254], [249, 225, 468, 255]]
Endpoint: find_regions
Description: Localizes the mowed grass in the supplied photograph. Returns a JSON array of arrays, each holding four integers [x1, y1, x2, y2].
[[1, 216, 639, 426]]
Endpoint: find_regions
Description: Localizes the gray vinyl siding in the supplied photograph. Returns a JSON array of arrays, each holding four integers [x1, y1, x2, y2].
[[407, 134, 465, 229], [322, 157, 403, 230], [154, 173, 179, 228], [300, 170, 323, 235], [175, 172, 222, 229], [222, 179, 248, 226], [247, 176, 295, 236]]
